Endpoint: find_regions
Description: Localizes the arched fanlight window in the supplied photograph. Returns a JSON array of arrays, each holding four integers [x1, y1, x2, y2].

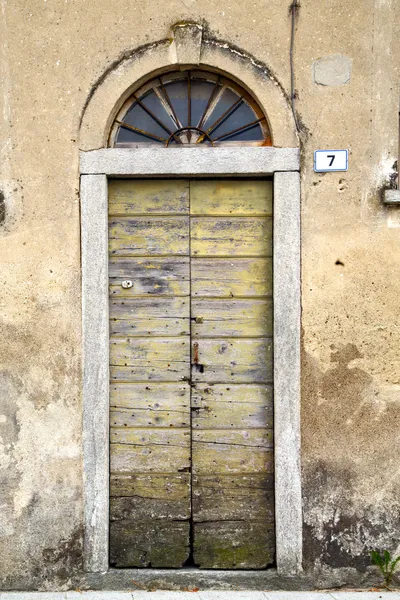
[[110, 69, 271, 147]]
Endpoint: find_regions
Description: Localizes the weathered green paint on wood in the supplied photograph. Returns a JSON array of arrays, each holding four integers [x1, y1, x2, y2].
[[110, 428, 191, 472], [110, 473, 190, 519], [191, 338, 273, 383], [110, 472, 190, 505], [110, 297, 190, 336], [109, 179, 189, 215], [110, 337, 190, 382], [110, 520, 190, 568], [109, 180, 191, 568], [109, 257, 190, 297], [108, 179, 275, 569], [191, 258, 272, 297], [191, 298, 273, 337], [109, 216, 189, 256], [191, 217, 272, 257], [192, 429, 274, 474], [192, 474, 274, 521], [193, 521, 275, 569], [189, 180, 274, 569], [110, 383, 190, 427], [191, 383, 273, 429], [190, 180, 273, 216]]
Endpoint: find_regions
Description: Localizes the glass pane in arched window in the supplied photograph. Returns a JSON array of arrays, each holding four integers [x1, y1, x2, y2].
[[164, 80, 189, 129], [211, 101, 264, 141], [111, 70, 271, 147], [190, 80, 217, 127]]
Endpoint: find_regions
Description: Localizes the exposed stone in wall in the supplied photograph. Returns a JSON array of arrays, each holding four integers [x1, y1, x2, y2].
[[313, 54, 352, 86]]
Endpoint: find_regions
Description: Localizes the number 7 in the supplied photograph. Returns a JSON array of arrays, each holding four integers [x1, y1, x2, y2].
[[327, 155, 335, 166]]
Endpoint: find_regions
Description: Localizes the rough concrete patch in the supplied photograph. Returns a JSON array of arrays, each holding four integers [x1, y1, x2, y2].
[[301, 340, 400, 572], [302, 461, 400, 571], [41, 526, 83, 582], [0, 372, 22, 448], [313, 54, 352, 86], [0, 373, 23, 539]]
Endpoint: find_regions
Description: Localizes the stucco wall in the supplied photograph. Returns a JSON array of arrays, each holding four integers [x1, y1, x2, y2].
[[0, 0, 400, 590]]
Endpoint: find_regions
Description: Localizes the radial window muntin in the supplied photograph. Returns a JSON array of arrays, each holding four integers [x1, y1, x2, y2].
[[109, 69, 272, 147]]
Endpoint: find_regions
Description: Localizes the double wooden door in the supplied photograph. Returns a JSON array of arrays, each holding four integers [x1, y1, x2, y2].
[[108, 179, 274, 569]]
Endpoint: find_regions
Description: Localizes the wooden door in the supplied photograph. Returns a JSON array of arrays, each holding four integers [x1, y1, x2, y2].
[[108, 179, 274, 569]]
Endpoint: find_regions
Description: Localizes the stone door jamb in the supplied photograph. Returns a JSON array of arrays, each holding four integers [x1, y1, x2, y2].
[[79, 146, 302, 577]]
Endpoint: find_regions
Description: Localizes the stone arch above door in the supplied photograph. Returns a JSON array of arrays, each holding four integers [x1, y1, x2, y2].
[[79, 22, 299, 150]]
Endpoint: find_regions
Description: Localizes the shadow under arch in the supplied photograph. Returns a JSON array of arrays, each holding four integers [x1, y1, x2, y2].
[[79, 23, 299, 151]]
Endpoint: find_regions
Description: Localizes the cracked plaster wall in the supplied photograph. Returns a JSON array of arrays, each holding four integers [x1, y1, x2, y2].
[[0, 0, 400, 590]]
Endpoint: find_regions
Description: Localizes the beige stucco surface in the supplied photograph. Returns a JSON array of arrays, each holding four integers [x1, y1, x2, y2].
[[1, 0, 400, 589]]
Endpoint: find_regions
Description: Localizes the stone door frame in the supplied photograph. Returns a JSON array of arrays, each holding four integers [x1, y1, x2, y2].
[[79, 145, 302, 576]]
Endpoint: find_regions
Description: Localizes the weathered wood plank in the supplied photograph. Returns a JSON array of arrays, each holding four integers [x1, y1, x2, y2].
[[191, 217, 272, 257], [110, 497, 189, 522], [110, 296, 189, 320], [108, 179, 189, 215], [109, 216, 189, 256], [110, 337, 190, 382], [110, 406, 190, 428], [191, 383, 273, 429], [111, 426, 191, 446], [110, 297, 190, 336], [110, 365, 189, 382], [192, 429, 273, 474], [193, 521, 275, 569], [109, 257, 190, 297], [191, 298, 272, 337], [110, 519, 190, 568], [191, 338, 273, 383], [110, 472, 190, 500], [110, 428, 191, 472], [110, 382, 189, 408], [192, 474, 274, 521], [190, 180, 273, 216], [110, 337, 190, 366], [110, 474, 190, 519], [191, 258, 272, 297], [110, 383, 189, 427]]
